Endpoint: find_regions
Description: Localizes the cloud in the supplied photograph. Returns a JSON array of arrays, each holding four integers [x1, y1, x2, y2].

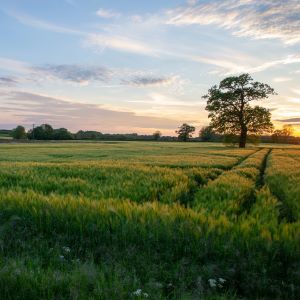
[[187, 0, 198, 5], [5, 10, 156, 58], [96, 8, 120, 19], [84, 33, 158, 57], [4, 10, 84, 35], [127, 92, 203, 107], [0, 56, 184, 89], [4, 5, 300, 80], [182, 53, 300, 75], [0, 57, 31, 74], [273, 77, 292, 82], [6, 7, 299, 75], [245, 55, 300, 73], [0, 91, 180, 132], [32, 64, 112, 84], [292, 89, 300, 95], [277, 118, 300, 123], [166, 0, 300, 45], [122, 75, 178, 87], [0, 77, 18, 86]]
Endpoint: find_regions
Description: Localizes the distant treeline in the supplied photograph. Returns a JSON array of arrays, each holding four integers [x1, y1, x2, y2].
[[2, 124, 300, 144], [4, 124, 178, 142]]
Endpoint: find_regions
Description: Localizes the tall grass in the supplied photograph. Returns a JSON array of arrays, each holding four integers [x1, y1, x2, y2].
[[0, 190, 299, 299], [194, 149, 269, 217], [265, 149, 300, 221], [0, 142, 299, 299]]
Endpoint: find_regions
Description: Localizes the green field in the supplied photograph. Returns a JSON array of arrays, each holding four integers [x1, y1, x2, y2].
[[0, 133, 12, 140], [0, 142, 299, 299]]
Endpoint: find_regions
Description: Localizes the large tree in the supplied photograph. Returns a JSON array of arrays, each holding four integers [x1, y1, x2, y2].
[[176, 123, 195, 142], [203, 74, 275, 148]]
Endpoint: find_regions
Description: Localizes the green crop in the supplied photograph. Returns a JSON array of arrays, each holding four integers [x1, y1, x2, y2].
[[0, 142, 299, 299]]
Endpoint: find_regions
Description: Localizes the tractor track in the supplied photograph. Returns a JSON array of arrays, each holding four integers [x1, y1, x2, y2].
[[179, 148, 262, 208]]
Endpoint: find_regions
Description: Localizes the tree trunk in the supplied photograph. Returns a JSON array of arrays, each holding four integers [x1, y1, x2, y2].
[[239, 127, 247, 148]]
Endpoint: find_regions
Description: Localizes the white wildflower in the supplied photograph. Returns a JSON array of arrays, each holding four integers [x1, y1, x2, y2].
[[208, 278, 217, 288], [132, 289, 149, 298], [62, 246, 71, 253], [218, 277, 226, 284], [132, 289, 142, 296]]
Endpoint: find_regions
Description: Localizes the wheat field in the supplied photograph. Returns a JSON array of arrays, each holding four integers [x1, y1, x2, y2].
[[0, 142, 299, 299]]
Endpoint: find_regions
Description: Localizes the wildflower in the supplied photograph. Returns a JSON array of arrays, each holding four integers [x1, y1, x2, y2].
[[208, 278, 217, 288], [132, 289, 149, 298], [218, 278, 226, 284], [62, 246, 71, 253], [132, 289, 142, 296]]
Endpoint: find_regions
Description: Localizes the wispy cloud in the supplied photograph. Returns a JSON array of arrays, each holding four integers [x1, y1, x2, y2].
[[0, 57, 31, 74], [277, 117, 300, 123], [84, 33, 159, 57], [4, 10, 84, 35], [0, 91, 180, 132], [166, 0, 300, 45], [245, 55, 300, 73], [6, 6, 299, 75], [273, 77, 292, 83], [0, 77, 18, 86], [32, 64, 112, 84], [127, 92, 202, 107], [292, 89, 300, 95], [0, 57, 183, 89], [96, 8, 121, 19], [184, 53, 300, 75], [122, 75, 178, 87]]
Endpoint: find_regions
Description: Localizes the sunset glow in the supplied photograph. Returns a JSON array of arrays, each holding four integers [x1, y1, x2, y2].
[[0, 0, 299, 135]]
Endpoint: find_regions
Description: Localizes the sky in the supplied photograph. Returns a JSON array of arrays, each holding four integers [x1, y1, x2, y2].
[[0, 0, 299, 136]]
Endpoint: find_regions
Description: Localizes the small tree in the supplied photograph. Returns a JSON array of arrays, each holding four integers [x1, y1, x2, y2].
[[203, 74, 275, 148], [272, 125, 294, 144], [176, 123, 195, 141], [11, 125, 27, 139], [153, 130, 162, 140]]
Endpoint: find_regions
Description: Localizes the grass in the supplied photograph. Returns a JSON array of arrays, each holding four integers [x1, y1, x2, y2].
[[0, 141, 299, 299], [265, 149, 300, 221], [0, 133, 12, 140]]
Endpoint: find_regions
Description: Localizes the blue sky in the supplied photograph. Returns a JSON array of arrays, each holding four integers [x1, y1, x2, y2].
[[0, 0, 299, 135]]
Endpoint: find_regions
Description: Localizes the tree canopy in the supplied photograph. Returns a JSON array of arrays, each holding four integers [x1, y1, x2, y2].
[[153, 131, 162, 140], [27, 124, 73, 140], [272, 125, 295, 144], [199, 126, 216, 142], [176, 123, 195, 142], [11, 125, 26, 139], [203, 73, 275, 148]]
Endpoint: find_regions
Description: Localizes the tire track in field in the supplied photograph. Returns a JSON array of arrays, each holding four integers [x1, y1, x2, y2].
[[257, 148, 271, 188], [264, 149, 297, 223], [180, 148, 261, 207], [240, 148, 272, 215]]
